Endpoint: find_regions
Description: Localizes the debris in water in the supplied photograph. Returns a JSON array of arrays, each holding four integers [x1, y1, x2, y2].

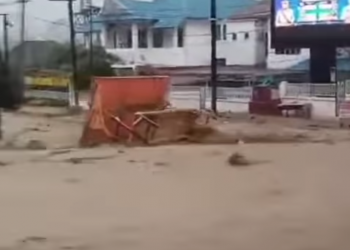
[[227, 152, 251, 167], [20, 236, 47, 243], [48, 149, 72, 156], [0, 161, 9, 167], [64, 178, 81, 184], [26, 140, 47, 150], [154, 161, 169, 167], [64, 155, 114, 164]]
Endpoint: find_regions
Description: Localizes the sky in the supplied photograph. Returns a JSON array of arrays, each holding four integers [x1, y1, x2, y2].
[[2, 0, 104, 20], [0, 0, 104, 42]]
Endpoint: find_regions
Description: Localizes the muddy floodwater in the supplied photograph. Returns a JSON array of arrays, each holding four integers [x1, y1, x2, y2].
[[0, 108, 350, 250]]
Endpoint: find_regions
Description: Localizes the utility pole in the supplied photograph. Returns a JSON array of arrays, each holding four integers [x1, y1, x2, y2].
[[49, 0, 79, 106], [0, 13, 10, 140], [89, 5, 93, 75], [210, 0, 217, 113], [0, 14, 10, 68], [20, 0, 26, 47], [19, 0, 29, 75], [68, 0, 79, 106]]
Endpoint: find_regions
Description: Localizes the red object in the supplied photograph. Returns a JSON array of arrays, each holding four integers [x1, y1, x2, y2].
[[252, 86, 276, 102], [80, 76, 170, 146], [249, 86, 282, 116], [249, 101, 282, 116]]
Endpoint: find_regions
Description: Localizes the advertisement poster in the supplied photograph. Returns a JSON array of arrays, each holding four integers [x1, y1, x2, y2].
[[274, 0, 350, 26]]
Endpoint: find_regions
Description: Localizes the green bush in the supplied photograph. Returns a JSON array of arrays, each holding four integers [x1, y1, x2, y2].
[[50, 44, 120, 90]]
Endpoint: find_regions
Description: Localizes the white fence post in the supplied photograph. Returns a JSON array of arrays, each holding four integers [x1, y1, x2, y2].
[[199, 87, 206, 110], [279, 81, 287, 98]]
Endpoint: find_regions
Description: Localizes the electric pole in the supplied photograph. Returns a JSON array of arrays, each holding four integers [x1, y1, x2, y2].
[[68, 0, 79, 106], [20, 0, 26, 46], [49, 0, 79, 106], [0, 14, 10, 68], [210, 0, 217, 113], [89, 5, 93, 75], [19, 0, 29, 76], [0, 13, 11, 140]]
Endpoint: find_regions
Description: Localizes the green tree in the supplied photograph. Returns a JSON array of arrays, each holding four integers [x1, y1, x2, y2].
[[50, 44, 121, 89]]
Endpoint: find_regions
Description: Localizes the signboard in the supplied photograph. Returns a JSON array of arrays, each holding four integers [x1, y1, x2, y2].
[[271, 0, 350, 47], [25, 73, 70, 105]]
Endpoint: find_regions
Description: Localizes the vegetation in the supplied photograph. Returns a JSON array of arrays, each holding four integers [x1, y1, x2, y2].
[[0, 50, 24, 110], [10, 41, 121, 90], [49, 43, 120, 90]]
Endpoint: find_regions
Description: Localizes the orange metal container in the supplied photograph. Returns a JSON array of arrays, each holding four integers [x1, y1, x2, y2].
[[80, 76, 170, 146], [92, 76, 170, 109]]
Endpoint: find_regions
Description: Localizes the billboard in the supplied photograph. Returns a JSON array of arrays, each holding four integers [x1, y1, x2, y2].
[[25, 73, 70, 105], [271, 0, 350, 47]]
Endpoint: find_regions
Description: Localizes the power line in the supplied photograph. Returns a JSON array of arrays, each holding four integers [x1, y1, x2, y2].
[[30, 15, 69, 27], [0, 0, 20, 7]]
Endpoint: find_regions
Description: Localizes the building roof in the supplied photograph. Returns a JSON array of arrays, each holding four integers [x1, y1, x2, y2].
[[96, 0, 263, 28], [230, 0, 269, 20]]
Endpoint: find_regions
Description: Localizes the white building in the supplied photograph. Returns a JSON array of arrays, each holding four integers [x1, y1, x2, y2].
[[81, 0, 309, 69], [99, 18, 269, 67]]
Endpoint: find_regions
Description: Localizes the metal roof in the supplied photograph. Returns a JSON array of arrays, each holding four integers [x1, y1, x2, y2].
[[230, 0, 269, 20], [77, 0, 265, 33], [98, 0, 262, 27]]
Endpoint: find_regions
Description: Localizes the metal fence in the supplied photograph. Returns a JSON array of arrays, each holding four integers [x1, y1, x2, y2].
[[170, 86, 253, 110], [285, 81, 350, 98]]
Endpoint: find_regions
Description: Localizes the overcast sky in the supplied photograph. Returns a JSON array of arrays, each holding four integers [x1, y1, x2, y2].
[[3, 0, 104, 19], [0, 0, 104, 41]]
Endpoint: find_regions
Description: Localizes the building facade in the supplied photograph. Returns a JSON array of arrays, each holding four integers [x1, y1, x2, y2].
[[78, 0, 271, 67], [97, 18, 269, 67], [77, 0, 312, 70]]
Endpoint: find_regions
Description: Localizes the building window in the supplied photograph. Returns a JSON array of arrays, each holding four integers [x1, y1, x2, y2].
[[216, 23, 227, 41], [265, 33, 268, 57], [113, 30, 117, 48], [244, 32, 249, 40], [222, 24, 227, 40], [231, 32, 237, 40], [153, 28, 164, 48], [115, 27, 132, 48], [177, 26, 184, 47], [138, 28, 148, 48], [95, 32, 101, 46], [216, 24, 221, 41], [126, 29, 132, 48], [275, 48, 301, 55]]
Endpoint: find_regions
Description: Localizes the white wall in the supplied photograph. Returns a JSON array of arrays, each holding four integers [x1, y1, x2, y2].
[[225, 19, 267, 66], [184, 19, 267, 66], [267, 48, 310, 69], [107, 47, 186, 66], [103, 18, 268, 67]]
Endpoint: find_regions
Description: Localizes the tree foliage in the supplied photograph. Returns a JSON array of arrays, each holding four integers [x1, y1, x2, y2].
[[49, 44, 120, 90], [0, 50, 24, 110]]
